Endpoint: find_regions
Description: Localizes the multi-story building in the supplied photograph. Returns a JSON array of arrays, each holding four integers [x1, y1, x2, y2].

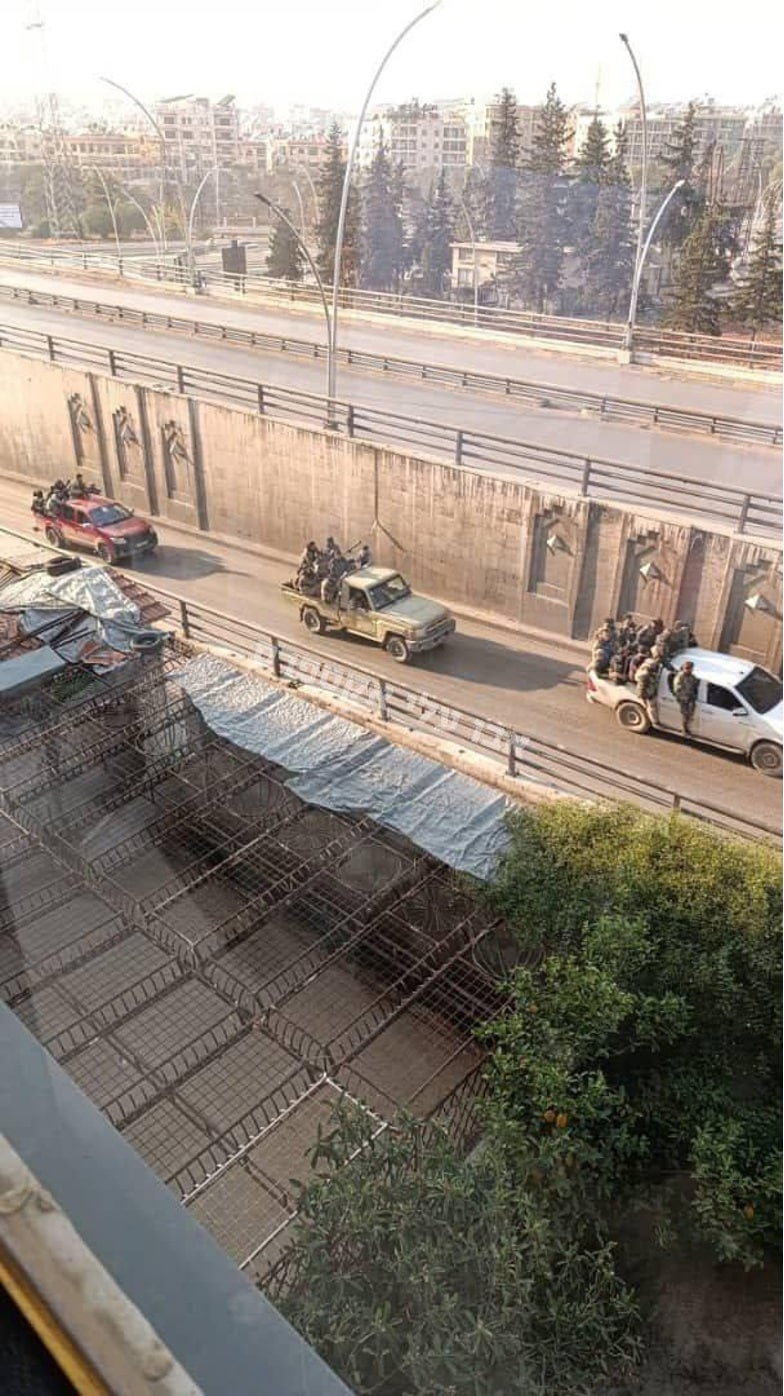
[[265, 133, 339, 176], [450, 238, 517, 291], [462, 98, 539, 167], [597, 102, 750, 170], [64, 131, 159, 181], [355, 104, 467, 173], [155, 96, 241, 179], [0, 122, 43, 165]]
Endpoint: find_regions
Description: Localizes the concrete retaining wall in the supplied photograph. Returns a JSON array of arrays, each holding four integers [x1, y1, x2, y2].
[[0, 350, 780, 670]]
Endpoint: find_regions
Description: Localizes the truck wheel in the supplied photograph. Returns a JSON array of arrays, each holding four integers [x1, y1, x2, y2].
[[302, 605, 325, 635], [616, 701, 650, 734], [385, 635, 410, 664], [97, 544, 113, 564], [750, 741, 782, 777], [45, 526, 62, 547]]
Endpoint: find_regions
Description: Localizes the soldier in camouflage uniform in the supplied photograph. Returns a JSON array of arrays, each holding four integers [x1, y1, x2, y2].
[[635, 655, 662, 726], [673, 660, 699, 735]]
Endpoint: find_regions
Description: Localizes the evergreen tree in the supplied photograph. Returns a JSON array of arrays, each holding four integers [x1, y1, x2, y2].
[[658, 100, 703, 250], [730, 199, 783, 336], [487, 86, 520, 239], [583, 122, 635, 319], [572, 112, 611, 257], [417, 170, 455, 297], [511, 82, 573, 312], [315, 121, 361, 287], [360, 135, 404, 291], [664, 203, 729, 334], [265, 207, 305, 281]]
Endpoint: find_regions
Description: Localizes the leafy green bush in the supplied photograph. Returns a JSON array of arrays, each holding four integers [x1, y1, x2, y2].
[[483, 805, 782, 1268], [276, 1107, 640, 1396]]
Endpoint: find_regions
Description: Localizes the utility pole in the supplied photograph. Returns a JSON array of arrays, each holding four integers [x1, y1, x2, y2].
[[25, 0, 80, 239]]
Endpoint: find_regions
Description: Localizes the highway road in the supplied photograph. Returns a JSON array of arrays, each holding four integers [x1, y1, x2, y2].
[[0, 477, 779, 835], [0, 291, 779, 496], [0, 264, 780, 423]]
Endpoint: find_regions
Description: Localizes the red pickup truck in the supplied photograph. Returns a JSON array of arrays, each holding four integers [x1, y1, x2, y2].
[[38, 496, 158, 565]]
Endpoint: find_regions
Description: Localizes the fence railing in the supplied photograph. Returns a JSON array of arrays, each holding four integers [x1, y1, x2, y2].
[[0, 519, 777, 845], [1, 241, 781, 372], [0, 282, 779, 449], [1, 318, 780, 539], [161, 585, 780, 846]]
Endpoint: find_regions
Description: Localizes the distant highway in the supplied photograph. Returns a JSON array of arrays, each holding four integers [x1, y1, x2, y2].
[[0, 283, 779, 497], [0, 265, 780, 421], [0, 477, 779, 836]]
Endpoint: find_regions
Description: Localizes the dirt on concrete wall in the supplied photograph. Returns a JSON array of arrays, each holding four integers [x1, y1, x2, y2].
[[0, 351, 781, 670]]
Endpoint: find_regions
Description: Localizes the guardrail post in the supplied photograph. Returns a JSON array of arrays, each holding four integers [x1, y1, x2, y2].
[[709, 417, 717, 435], [271, 635, 281, 677], [671, 792, 681, 813], [737, 495, 751, 534], [506, 731, 517, 777], [45, 334, 54, 362], [257, 384, 265, 415], [377, 678, 388, 721], [179, 599, 191, 638], [455, 430, 464, 466], [346, 404, 355, 438], [580, 459, 592, 496], [107, 348, 116, 377], [176, 364, 185, 394]]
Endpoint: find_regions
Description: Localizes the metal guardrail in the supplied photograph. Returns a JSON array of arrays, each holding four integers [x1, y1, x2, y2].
[[1, 241, 782, 372], [0, 521, 777, 845], [0, 281, 779, 449], [163, 585, 780, 845], [1, 317, 780, 539]]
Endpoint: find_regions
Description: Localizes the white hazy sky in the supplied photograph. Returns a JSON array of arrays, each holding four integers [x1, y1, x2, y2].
[[1, 0, 782, 114]]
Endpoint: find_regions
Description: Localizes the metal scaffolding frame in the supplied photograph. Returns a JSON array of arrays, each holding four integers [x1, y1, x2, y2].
[[0, 645, 504, 1278]]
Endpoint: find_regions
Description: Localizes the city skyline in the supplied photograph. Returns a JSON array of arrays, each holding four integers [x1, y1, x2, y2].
[[1, 0, 781, 116]]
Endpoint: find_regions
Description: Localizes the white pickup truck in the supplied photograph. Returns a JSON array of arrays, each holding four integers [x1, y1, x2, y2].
[[586, 646, 783, 777]]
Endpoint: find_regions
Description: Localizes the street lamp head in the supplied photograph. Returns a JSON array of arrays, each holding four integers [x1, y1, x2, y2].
[[619, 31, 628, 42]]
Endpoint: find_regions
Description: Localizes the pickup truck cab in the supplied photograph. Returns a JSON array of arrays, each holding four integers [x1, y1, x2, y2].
[[40, 496, 158, 565], [586, 646, 783, 776], [282, 566, 455, 663]]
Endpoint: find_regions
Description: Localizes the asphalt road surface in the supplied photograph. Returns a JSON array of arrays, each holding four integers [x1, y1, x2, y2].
[[1, 264, 782, 417], [0, 478, 779, 835], [0, 291, 779, 496]]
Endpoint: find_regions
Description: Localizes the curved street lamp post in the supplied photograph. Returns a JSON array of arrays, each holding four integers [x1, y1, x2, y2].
[[253, 193, 334, 410], [326, 2, 442, 426], [89, 165, 122, 265], [619, 33, 649, 355], [100, 76, 170, 255]]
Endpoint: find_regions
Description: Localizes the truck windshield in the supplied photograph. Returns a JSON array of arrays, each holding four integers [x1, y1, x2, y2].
[[368, 575, 411, 609], [736, 666, 782, 715], [88, 504, 134, 527]]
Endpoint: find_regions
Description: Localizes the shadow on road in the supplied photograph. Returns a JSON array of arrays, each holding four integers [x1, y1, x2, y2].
[[134, 547, 243, 583], [321, 626, 578, 695]]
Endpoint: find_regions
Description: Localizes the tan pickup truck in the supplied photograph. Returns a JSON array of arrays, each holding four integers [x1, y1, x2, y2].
[[281, 566, 455, 663]]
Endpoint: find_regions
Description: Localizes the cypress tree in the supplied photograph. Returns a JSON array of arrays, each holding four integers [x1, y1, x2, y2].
[[315, 121, 361, 287], [573, 113, 611, 257], [583, 122, 635, 319], [730, 199, 783, 336], [265, 206, 305, 281], [487, 86, 520, 239], [658, 101, 703, 250], [511, 82, 573, 312], [418, 170, 456, 298], [360, 135, 404, 291], [664, 203, 729, 334]]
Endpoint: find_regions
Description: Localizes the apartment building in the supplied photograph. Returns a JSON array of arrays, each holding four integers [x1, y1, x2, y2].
[[155, 96, 240, 178], [355, 104, 467, 172]]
